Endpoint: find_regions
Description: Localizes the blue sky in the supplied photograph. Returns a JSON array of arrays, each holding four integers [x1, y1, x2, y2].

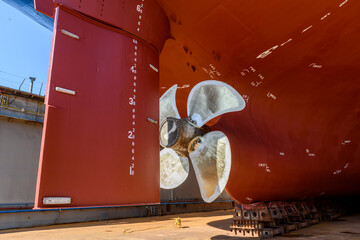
[[0, 1, 52, 95]]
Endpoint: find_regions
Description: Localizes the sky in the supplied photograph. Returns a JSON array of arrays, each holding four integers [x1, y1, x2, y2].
[[0, 1, 52, 96]]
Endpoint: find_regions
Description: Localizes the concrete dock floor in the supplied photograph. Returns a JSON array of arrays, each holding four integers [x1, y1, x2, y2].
[[0, 210, 360, 239]]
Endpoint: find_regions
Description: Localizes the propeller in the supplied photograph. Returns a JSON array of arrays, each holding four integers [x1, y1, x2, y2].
[[159, 80, 246, 202]]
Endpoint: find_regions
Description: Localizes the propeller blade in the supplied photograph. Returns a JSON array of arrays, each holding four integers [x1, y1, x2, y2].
[[160, 148, 189, 189], [189, 131, 231, 203], [187, 80, 245, 127], [160, 85, 180, 124]]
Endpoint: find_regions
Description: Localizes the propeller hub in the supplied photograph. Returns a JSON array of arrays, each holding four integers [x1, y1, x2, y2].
[[160, 117, 208, 156]]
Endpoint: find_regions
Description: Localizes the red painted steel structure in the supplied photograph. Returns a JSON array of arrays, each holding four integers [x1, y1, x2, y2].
[[35, 0, 360, 207], [34, 0, 169, 208]]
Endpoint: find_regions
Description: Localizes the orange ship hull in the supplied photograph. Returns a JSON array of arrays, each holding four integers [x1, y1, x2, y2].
[[157, 0, 360, 203]]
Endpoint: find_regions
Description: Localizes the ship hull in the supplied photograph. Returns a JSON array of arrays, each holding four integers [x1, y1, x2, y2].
[[34, 0, 360, 206], [157, 0, 360, 203]]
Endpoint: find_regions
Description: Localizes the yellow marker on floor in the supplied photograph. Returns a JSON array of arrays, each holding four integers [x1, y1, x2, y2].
[[175, 217, 182, 228]]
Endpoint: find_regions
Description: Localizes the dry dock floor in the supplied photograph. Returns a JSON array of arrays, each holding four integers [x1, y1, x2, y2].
[[0, 210, 360, 239]]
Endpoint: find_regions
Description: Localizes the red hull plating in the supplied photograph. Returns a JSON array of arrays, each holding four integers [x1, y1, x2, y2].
[[158, 0, 360, 203], [35, 0, 360, 206]]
